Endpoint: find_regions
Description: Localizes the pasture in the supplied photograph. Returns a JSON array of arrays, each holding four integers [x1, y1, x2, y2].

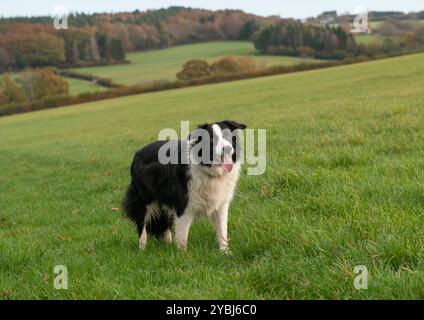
[[65, 78, 107, 96], [0, 53, 423, 299], [71, 41, 320, 86]]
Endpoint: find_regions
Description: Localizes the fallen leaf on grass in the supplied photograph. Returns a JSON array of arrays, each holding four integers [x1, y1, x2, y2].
[[57, 235, 72, 241], [87, 244, 95, 255], [43, 274, 49, 284]]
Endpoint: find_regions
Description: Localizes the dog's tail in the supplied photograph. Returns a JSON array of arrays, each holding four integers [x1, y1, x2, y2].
[[123, 181, 144, 228]]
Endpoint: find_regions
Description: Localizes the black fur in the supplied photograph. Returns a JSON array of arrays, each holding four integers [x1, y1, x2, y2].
[[123, 140, 189, 238]]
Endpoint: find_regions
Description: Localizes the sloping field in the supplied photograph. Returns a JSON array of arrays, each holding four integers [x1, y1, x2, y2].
[[0, 53, 423, 299], [72, 41, 320, 86]]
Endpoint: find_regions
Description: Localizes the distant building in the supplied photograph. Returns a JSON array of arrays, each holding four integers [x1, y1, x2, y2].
[[318, 11, 337, 24]]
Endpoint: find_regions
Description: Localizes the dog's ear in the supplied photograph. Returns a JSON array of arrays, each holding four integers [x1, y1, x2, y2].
[[196, 123, 209, 130], [222, 120, 247, 130], [188, 123, 209, 143]]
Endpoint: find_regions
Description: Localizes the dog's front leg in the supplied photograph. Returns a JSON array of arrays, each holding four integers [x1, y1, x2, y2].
[[175, 211, 194, 250], [212, 203, 230, 253]]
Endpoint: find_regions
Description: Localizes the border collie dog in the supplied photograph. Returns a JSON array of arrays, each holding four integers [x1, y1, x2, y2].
[[123, 120, 246, 252]]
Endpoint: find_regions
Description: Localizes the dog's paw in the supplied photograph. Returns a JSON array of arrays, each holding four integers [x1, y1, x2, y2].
[[163, 230, 173, 244], [176, 243, 188, 251], [220, 247, 232, 255]]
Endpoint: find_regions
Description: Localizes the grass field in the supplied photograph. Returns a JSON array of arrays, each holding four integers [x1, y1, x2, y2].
[[354, 34, 382, 45], [1, 53, 424, 299], [64, 78, 107, 96], [71, 41, 320, 86]]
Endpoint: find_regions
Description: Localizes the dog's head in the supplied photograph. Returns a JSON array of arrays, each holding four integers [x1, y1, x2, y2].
[[189, 120, 247, 174]]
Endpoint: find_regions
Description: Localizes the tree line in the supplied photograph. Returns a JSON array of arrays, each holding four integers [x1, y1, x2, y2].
[[3, 6, 423, 73], [253, 21, 358, 59], [0, 23, 127, 72], [0, 7, 270, 72], [253, 19, 424, 60]]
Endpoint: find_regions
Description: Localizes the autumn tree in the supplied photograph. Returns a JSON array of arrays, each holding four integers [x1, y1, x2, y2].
[[2, 75, 26, 103], [7, 32, 65, 68], [210, 57, 240, 74], [0, 91, 7, 105], [177, 56, 257, 80], [0, 47, 11, 72], [19, 68, 68, 101], [110, 39, 126, 61], [177, 60, 211, 80], [95, 30, 126, 61]]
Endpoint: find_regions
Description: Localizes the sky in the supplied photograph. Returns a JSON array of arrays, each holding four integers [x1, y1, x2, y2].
[[0, 0, 423, 19]]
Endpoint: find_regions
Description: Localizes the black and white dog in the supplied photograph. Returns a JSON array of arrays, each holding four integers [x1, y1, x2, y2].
[[123, 120, 246, 252]]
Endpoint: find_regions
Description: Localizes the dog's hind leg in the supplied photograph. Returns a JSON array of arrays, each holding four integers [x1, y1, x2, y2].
[[134, 208, 148, 250], [139, 224, 147, 249], [163, 229, 173, 244], [175, 210, 194, 250]]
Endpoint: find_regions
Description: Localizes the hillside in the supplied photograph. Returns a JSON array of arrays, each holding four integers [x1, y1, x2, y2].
[[1, 53, 423, 299], [71, 41, 320, 86]]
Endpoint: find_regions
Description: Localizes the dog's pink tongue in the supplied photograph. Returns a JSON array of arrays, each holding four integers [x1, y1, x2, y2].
[[221, 155, 234, 173]]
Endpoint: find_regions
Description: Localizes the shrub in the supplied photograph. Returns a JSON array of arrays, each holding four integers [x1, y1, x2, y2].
[[210, 57, 240, 74], [178, 57, 257, 80], [176, 60, 212, 81], [364, 42, 383, 57], [0, 91, 7, 105], [235, 56, 257, 72], [2, 75, 26, 104], [297, 47, 316, 58], [19, 68, 69, 101]]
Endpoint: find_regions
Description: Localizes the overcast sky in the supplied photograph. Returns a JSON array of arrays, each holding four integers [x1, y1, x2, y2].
[[0, 0, 423, 19]]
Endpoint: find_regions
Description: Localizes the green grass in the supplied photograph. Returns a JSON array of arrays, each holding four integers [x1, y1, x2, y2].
[[354, 34, 382, 45], [71, 41, 321, 86], [64, 77, 107, 96], [1, 53, 424, 299]]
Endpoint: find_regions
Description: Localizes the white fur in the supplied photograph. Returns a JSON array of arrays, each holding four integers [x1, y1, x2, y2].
[[139, 225, 147, 249], [212, 124, 234, 162], [138, 203, 158, 249], [163, 229, 173, 244], [174, 162, 240, 251]]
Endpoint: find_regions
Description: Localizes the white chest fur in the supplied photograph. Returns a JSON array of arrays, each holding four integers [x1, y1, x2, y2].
[[187, 164, 240, 217]]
